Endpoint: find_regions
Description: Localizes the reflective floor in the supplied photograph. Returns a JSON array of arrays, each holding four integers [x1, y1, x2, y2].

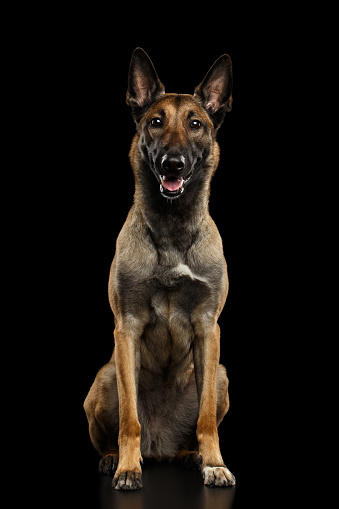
[[98, 461, 236, 509]]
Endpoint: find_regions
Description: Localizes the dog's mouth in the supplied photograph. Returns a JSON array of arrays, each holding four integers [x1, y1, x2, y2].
[[159, 171, 193, 199]]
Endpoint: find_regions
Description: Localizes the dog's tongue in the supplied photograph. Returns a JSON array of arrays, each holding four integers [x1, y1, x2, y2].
[[162, 177, 183, 191]]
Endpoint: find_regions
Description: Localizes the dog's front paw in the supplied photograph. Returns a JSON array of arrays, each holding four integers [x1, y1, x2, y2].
[[112, 470, 143, 490], [203, 466, 236, 487]]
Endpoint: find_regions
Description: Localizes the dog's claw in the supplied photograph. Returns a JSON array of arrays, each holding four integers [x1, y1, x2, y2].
[[203, 466, 236, 487], [112, 471, 143, 490]]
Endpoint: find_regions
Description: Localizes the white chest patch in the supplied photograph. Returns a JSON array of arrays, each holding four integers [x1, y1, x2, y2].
[[174, 263, 208, 284]]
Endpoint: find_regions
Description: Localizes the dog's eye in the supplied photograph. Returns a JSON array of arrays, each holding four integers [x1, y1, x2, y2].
[[190, 120, 202, 129], [150, 117, 163, 128]]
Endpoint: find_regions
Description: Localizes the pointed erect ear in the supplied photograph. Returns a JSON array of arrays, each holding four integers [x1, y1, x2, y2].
[[193, 54, 233, 131], [126, 48, 165, 121]]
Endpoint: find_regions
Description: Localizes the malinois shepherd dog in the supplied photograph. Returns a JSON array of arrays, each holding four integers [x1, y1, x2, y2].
[[84, 47, 235, 490]]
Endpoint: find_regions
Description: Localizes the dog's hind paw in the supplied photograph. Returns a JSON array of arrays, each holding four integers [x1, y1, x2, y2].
[[203, 466, 236, 487], [112, 470, 143, 490], [173, 451, 202, 471], [98, 454, 118, 475]]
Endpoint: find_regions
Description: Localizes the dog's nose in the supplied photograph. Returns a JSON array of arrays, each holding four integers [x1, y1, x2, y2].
[[161, 154, 185, 173]]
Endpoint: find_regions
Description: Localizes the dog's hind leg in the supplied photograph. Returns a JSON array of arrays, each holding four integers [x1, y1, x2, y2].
[[84, 361, 120, 475]]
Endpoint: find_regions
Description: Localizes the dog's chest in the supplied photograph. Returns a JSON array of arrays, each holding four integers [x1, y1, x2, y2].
[[150, 261, 210, 316], [151, 261, 209, 289], [146, 244, 213, 323], [141, 287, 193, 374], [139, 260, 210, 371]]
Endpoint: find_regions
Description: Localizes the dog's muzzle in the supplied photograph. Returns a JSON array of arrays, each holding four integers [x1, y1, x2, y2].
[[158, 154, 193, 199]]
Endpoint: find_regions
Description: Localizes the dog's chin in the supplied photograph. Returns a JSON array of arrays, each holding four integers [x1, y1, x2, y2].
[[158, 171, 193, 200]]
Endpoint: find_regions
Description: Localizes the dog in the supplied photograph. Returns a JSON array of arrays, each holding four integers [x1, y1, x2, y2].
[[84, 47, 235, 490]]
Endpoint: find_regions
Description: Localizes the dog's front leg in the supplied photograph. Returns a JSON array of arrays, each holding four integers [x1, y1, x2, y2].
[[194, 320, 235, 487], [112, 320, 143, 490]]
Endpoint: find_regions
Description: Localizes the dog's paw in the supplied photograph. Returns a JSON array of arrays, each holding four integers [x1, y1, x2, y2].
[[174, 451, 202, 471], [112, 470, 143, 490], [203, 466, 236, 487], [98, 455, 119, 475]]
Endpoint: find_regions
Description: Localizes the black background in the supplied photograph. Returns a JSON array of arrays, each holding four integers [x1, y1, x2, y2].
[[36, 8, 295, 508]]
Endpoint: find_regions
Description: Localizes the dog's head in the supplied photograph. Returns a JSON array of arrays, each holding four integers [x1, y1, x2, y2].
[[127, 48, 232, 200]]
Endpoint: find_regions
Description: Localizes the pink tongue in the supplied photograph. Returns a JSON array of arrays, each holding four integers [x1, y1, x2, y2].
[[163, 177, 183, 191]]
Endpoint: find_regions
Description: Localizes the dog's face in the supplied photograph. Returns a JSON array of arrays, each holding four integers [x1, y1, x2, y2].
[[127, 48, 233, 200], [137, 94, 215, 199]]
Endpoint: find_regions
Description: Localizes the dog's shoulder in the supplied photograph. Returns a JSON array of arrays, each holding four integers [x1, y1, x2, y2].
[[188, 216, 225, 267], [108, 206, 157, 318], [115, 205, 157, 269]]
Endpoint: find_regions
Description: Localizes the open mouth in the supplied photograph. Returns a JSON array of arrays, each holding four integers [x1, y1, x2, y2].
[[159, 171, 193, 199]]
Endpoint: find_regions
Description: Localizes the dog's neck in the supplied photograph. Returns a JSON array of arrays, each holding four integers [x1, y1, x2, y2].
[[132, 162, 212, 252]]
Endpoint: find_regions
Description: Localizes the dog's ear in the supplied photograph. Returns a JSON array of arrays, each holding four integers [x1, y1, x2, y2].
[[194, 54, 233, 131], [127, 48, 165, 122]]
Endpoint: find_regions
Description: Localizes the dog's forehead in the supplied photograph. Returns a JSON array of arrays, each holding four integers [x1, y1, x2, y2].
[[145, 94, 213, 124]]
